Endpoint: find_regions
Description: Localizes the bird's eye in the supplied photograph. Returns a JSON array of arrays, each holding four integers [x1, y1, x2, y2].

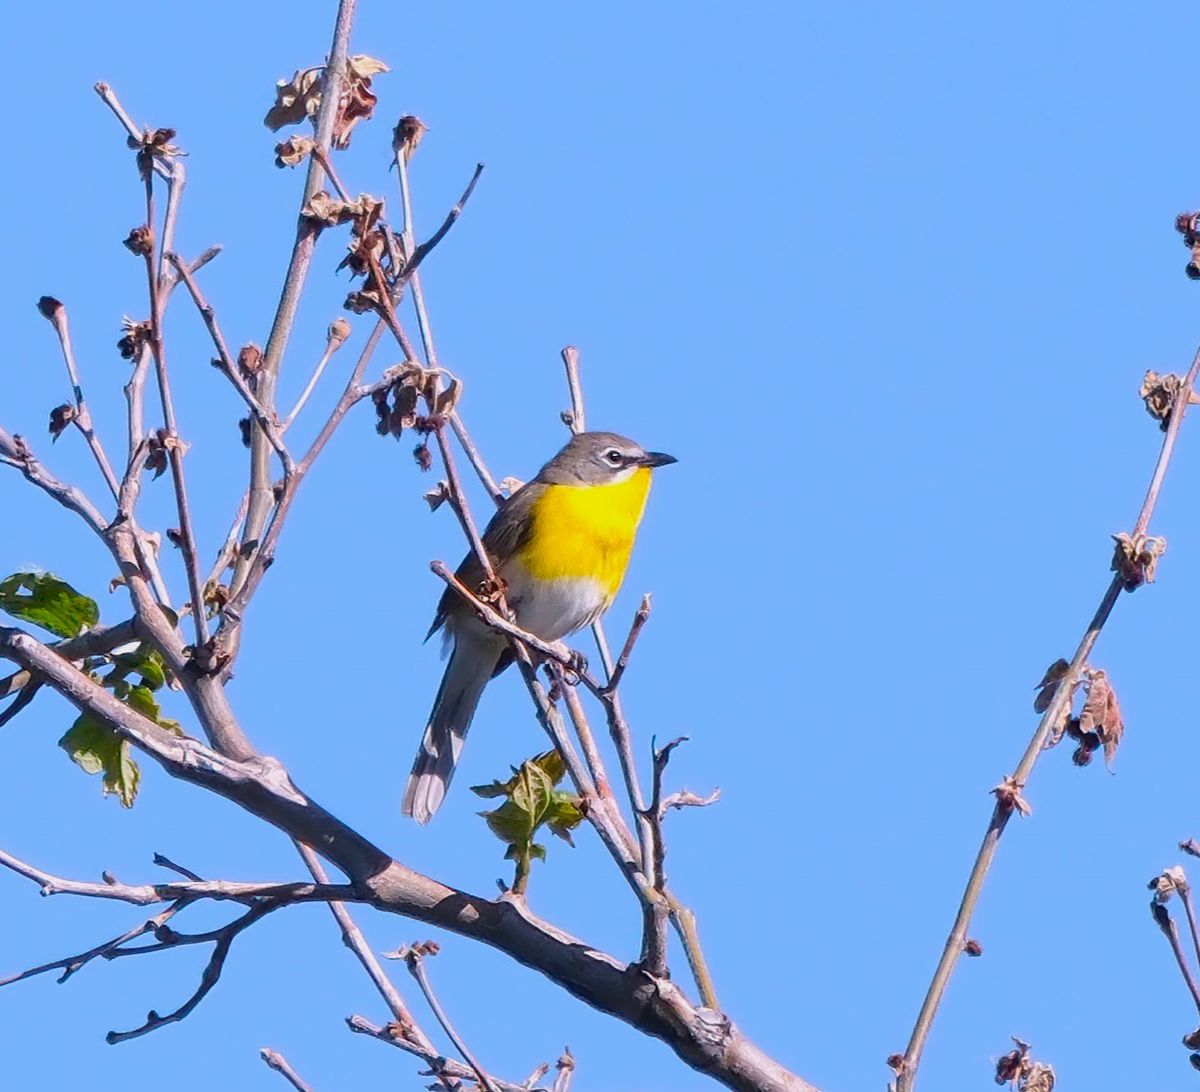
[[604, 449, 623, 464]]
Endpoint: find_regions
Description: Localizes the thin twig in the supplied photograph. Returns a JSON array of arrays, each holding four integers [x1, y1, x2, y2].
[[282, 321, 350, 431], [93, 83, 170, 180], [560, 347, 585, 434], [233, 0, 357, 600], [449, 412, 505, 503], [349, 1015, 546, 1092], [261, 1049, 316, 1092], [294, 841, 433, 1047], [167, 253, 294, 471], [1153, 901, 1200, 1017], [401, 162, 485, 278], [604, 595, 652, 694], [400, 945, 501, 1092], [0, 901, 186, 989], [139, 162, 209, 647], [896, 343, 1200, 1090], [1180, 883, 1200, 983]]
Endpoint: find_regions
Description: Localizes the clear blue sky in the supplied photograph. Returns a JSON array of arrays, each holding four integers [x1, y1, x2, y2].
[[3, 3, 1200, 1090]]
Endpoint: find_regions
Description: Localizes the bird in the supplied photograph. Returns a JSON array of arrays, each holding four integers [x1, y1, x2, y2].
[[403, 430, 676, 823]]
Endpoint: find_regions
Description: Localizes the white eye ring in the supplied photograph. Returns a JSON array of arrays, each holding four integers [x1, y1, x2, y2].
[[604, 449, 623, 464]]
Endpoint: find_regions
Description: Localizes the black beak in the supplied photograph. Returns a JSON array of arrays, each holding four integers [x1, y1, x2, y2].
[[639, 451, 677, 468]]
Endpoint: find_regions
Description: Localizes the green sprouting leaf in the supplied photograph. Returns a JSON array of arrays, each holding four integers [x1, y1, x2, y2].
[[0, 571, 99, 638], [533, 748, 566, 785], [470, 749, 566, 800], [58, 716, 140, 807], [485, 800, 537, 846], [475, 750, 584, 894], [545, 792, 585, 844], [510, 760, 554, 820]]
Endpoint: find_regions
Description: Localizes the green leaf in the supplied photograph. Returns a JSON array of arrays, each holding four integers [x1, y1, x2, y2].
[[110, 647, 167, 690], [470, 778, 512, 800], [58, 716, 140, 807], [510, 761, 554, 821], [483, 800, 538, 846], [0, 572, 99, 638], [533, 749, 566, 785], [545, 791, 585, 844], [124, 684, 161, 722]]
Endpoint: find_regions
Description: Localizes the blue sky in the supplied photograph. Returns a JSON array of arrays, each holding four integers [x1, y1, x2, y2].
[[3, 3, 1200, 1090]]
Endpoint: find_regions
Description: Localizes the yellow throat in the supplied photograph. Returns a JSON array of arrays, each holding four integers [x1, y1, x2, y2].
[[518, 468, 653, 597]]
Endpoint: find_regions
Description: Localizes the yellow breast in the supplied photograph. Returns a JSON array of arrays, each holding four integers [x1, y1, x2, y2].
[[519, 468, 652, 598]]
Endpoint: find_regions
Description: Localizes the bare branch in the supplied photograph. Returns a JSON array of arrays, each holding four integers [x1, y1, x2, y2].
[[294, 841, 433, 1048], [604, 594, 652, 694], [0, 847, 357, 907], [136, 160, 209, 648], [0, 900, 186, 989], [167, 252, 295, 472], [394, 943, 500, 1092], [282, 319, 351, 431], [349, 1015, 538, 1092], [400, 161, 485, 279], [233, 0, 357, 600], [895, 341, 1200, 1090]]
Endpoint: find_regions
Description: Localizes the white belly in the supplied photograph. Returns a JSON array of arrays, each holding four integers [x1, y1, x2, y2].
[[503, 564, 608, 643]]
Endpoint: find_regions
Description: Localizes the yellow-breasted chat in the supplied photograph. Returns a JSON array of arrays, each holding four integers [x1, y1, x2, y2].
[[403, 431, 676, 822]]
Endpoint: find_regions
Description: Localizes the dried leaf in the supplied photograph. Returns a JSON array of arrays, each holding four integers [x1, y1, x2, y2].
[[1033, 658, 1069, 714], [423, 481, 449, 512], [995, 1039, 1029, 1085], [1140, 370, 1182, 431], [433, 374, 463, 417], [1024, 1063, 1055, 1092], [1080, 669, 1124, 769], [237, 343, 264, 377], [1150, 865, 1189, 903], [348, 55, 389, 79], [274, 135, 315, 168], [48, 403, 77, 441], [393, 114, 429, 162], [302, 190, 357, 227], [333, 57, 389, 149], [1180, 839, 1200, 858], [117, 317, 151, 361], [991, 775, 1032, 817], [264, 67, 323, 131], [1111, 532, 1166, 591], [123, 224, 154, 257]]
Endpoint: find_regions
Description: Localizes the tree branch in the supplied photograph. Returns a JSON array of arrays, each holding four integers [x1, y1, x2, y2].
[[894, 342, 1200, 1090], [233, 0, 357, 600], [0, 624, 817, 1092]]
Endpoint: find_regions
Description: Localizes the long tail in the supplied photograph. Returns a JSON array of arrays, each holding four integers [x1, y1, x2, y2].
[[403, 631, 502, 823]]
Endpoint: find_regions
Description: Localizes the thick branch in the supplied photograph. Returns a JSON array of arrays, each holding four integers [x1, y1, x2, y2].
[[0, 624, 815, 1092]]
